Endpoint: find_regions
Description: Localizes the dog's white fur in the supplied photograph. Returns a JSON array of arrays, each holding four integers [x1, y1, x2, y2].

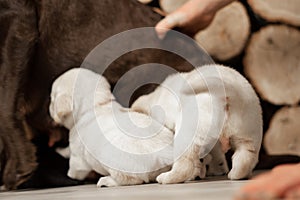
[[49, 68, 181, 187], [132, 64, 263, 184]]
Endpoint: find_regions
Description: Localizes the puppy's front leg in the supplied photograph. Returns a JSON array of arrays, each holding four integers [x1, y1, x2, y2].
[[68, 168, 91, 181], [68, 155, 92, 180]]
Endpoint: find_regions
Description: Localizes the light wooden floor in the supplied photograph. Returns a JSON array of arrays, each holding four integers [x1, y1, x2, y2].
[[0, 177, 248, 200]]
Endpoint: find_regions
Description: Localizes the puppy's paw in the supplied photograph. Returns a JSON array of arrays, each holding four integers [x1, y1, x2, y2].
[[67, 169, 89, 180], [156, 172, 175, 184], [228, 169, 249, 180], [156, 173, 167, 184], [97, 176, 118, 187]]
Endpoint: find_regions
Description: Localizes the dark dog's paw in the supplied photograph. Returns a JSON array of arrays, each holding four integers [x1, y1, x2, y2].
[[2, 159, 18, 190]]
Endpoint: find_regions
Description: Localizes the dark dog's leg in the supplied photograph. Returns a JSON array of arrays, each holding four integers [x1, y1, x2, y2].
[[0, 0, 38, 189]]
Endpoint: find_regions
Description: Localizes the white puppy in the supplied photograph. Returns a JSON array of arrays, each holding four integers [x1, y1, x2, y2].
[[205, 141, 229, 176], [132, 64, 263, 184], [49, 68, 180, 187]]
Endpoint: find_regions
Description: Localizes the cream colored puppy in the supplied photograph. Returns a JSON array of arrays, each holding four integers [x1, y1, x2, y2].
[[205, 141, 229, 176], [132, 64, 263, 184], [49, 68, 179, 187]]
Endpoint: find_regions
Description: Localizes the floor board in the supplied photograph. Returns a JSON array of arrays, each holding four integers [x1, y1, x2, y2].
[[0, 177, 248, 200]]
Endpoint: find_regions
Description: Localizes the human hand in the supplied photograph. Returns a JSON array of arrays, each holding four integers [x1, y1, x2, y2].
[[155, 0, 235, 38], [234, 164, 300, 200]]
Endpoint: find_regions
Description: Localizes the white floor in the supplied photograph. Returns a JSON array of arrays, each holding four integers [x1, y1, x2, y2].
[[0, 177, 248, 200]]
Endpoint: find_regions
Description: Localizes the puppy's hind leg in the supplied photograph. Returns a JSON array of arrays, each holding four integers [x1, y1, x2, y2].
[[156, 147, 197, 184], [228, 142, 259, 180]]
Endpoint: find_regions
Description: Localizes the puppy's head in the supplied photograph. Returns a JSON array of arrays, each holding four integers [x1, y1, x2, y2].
[[49, 69, 78, 126], [49, 68, 113, 126]]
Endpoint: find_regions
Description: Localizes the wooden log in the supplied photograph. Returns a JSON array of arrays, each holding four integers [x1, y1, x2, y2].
[[264, 106, 300, 157], [137, 0, 153, 4], [194, 2, 250, 61], [159, 0, 187, 14], [244, 25, 300, 105], [247, 0, 300, 27]]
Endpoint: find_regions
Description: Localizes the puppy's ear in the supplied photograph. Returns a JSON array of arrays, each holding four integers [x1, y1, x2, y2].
[[55, 94, 73, 121], [94, 76, 114, 105]]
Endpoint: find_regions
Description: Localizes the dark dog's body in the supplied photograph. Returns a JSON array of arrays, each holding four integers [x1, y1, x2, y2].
[[0, 0, 211, 189]]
